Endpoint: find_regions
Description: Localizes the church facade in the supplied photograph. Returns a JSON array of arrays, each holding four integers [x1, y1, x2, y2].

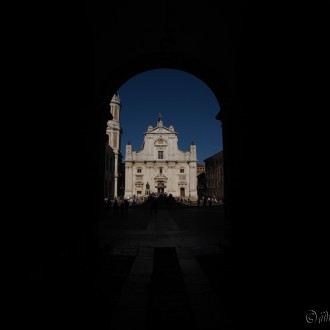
[[124, 115, 198, 201]]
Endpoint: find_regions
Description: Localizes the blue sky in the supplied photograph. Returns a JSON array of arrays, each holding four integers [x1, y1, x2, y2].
[[118, 68, 222, 164]]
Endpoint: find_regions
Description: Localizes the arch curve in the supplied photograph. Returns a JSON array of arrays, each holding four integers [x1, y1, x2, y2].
[[97, 52, 233, 117]]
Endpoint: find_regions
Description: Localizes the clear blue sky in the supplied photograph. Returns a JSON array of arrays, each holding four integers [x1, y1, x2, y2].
[[118, 68, 222, 164]]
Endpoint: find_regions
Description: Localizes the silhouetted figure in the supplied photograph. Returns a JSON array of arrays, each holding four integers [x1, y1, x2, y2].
[[203, 197, 207, 208], [104, 198, 108, 218], [208, 197, 212, 207], [124, 199, 129, 215], [107, 198, 111, 218], [104, 198, 112, 219], [148, 196, 158, 216], [113, 199, 119, 216], [166, 193, 175, 206], [120, 199, 125, 216], [152, 198, 158, 214]]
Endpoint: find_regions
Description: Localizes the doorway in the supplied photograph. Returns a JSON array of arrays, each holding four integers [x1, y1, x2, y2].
[[180, 188, 185, 198]]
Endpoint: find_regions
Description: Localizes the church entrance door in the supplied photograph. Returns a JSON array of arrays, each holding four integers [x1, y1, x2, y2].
[[180, 188, 185, 198]]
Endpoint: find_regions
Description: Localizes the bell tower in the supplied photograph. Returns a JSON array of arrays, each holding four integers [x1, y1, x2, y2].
[[106, 92, 123, 197]]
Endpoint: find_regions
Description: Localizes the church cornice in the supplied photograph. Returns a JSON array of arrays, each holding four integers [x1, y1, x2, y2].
[[145, 127, 177, 135]]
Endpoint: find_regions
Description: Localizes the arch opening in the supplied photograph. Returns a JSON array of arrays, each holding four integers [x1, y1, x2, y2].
[[103, 66, 225, 205]]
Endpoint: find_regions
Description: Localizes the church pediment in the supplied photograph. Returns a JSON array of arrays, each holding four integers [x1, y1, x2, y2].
[[154, 137, 168, 146], [148, 126, 173, 135]]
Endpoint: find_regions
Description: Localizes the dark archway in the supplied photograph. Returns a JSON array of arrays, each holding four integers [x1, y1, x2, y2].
[[20, 2, 329, 329]]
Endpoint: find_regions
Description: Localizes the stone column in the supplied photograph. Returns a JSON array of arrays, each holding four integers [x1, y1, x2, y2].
[[114, 152, 119, 197], [167, 162, 176, 195], [189, 162, 197, 200], [125, 162, 133, 198]]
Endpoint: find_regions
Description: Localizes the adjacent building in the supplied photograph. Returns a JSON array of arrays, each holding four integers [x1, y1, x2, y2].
[[197, 163, 205, 176], [197, 171, 206, 200], [104, 135, 115, 199], [124, 114, 198, 201], [204, 150, 224, 202], [105, 92, 123, 198]]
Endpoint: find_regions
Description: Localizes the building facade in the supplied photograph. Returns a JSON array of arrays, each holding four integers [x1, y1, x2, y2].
[[197, 163, 205, 176], [197, 172, 206, 200], [124, 115, 198, 201], [105, 92, 123, 198], [204, 151, 224, 202], [104, 136, 115, 199]]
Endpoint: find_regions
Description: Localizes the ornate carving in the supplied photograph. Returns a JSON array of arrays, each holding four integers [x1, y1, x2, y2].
[[154, 137, 167, 146]]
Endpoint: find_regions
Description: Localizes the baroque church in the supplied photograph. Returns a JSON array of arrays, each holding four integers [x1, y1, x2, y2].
[[124, 114, 198, 201]]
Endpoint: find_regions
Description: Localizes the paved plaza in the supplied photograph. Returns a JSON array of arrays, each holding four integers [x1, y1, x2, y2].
[[93, 199, 233, 329]]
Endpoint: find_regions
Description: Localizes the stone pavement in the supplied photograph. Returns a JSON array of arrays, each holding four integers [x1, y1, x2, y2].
[[92, 199, 233, 329]]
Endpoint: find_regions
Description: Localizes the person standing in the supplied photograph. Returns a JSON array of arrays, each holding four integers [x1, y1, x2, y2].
[[113, 198, 119, 217], [120, 199, 125, 216], [124, 199, 129, 216], [208, 197, 212, 207], [104, 198, 109, 219], [203, 196, 207, 208], [107, 198, 112, 217]]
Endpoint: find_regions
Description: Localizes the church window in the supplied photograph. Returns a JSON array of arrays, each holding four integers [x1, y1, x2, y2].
[[180, 168, 185, 173], [137, 168, 142, 173], [159, 168, 163, 174], [158, 151, 164, 159]]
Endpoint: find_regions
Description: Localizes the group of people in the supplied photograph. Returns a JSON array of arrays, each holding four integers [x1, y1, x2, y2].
[[104, 197, 130, 217], [197, 196, 214, 207]]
